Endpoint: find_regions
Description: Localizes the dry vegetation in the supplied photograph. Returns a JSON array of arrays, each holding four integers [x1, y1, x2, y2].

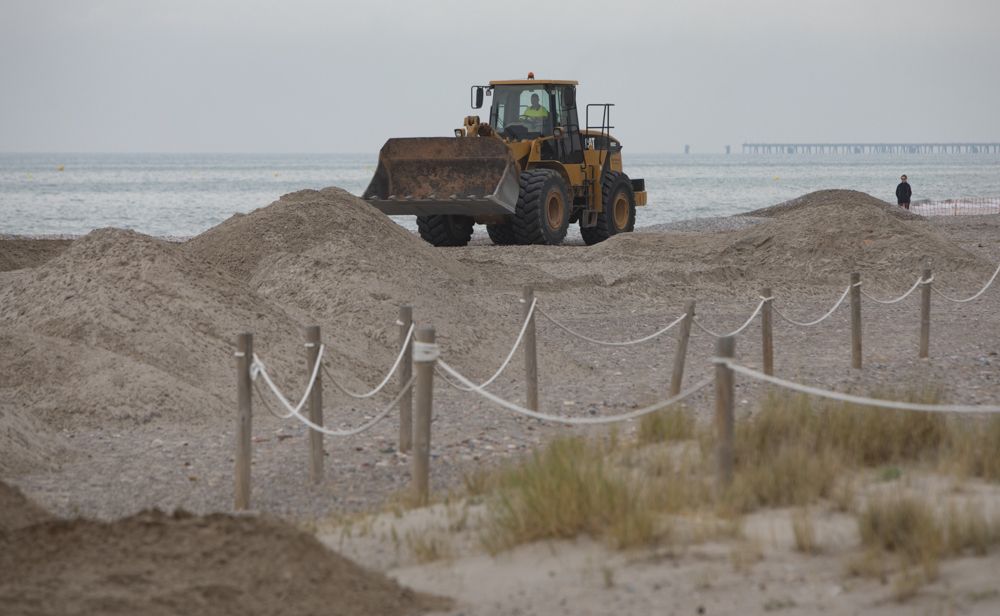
[[478, 437, 660, 552], [637, 404, 695, 444], [466, 386, 1000, 598], [850, 494, 1000, 600]]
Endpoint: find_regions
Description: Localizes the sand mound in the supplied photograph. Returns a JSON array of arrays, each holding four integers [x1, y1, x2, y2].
[[0, 482, 53, 532], [187, 187, 521, 371], [0, 364, 66, 474], [0, 238, 73, 272], [743, 189, 924, 220], [185, 187, 471, 282], [0, 229, 306, 428], [0, 505, 448, 616], [720, 190, 985, 282], [592, 190, 988, 289], [0, 192, 528, 473]]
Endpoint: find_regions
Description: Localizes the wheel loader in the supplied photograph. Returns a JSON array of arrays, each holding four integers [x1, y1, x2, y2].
[[362, 74, 647, 246]]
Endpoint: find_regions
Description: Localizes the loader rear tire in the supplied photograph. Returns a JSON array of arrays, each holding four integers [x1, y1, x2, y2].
[[417, 215, 474, 247], [512, 169, 570, 245], [581, 171, 635, 246], [486, 222, 517, 245]]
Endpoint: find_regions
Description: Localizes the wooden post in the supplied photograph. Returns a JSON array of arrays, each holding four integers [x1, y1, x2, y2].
[[919, 267, 932, 359], [523, 285, 539, 411], [850, 272, 862, 369], [412, 325, 436, 505], [398, 305, 414, 453], [304, 325, 324, 483], [670, 301, 695, 396], [235, 332, 253, 510], [714, 336, 736, 489], [761, 287, 774, 376]]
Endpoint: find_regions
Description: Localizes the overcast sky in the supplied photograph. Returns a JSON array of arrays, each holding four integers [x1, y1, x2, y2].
[[2, 0, 998, 153]]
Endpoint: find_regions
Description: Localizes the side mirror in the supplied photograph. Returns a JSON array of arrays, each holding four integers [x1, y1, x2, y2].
[[471, 86, 485, 109], [564, 88, 576, 108]]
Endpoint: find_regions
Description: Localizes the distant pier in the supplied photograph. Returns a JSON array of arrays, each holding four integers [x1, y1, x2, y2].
[[742, 142, 1000, 154]]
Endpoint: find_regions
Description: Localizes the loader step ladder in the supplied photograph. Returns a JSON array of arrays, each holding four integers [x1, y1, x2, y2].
[[583, 104, 615, 220]]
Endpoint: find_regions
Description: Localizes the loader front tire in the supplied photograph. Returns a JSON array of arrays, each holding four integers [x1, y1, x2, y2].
[[581, 171, 635, 246], [417, 214, 474, 247], [512, 169, 570, 245], [486, 222, 517, 245]]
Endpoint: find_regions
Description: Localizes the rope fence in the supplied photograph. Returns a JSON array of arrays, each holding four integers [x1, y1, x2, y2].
[[230, 261, 1000, 509], [771, 284, 854, 327], [692, 298, 768, 338], [323, 324, 414, 399], [861, 273, 932, 305], [433, 298, 537, 392], [436, 358, 714, 425], [536, 305, 686, 346], [714, 358, 1000, 414], [932, 262, 1000, 303]]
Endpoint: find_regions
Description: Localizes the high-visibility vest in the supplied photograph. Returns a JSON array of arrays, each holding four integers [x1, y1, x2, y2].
[[523, 105, 548, 118]]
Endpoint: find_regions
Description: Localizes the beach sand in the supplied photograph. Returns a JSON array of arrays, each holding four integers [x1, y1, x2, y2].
[[2, 188, 999, 614]]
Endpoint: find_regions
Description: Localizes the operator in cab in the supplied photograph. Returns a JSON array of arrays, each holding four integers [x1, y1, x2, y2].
[[521, 93, 548, 119]]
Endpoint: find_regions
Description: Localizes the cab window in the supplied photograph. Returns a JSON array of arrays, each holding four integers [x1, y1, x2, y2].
[[489, 85, 553, 139]]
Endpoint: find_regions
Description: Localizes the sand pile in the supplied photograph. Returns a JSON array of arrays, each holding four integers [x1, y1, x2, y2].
[[0, 238, 72, 272], [0, 380, 65, 474], [742, 189, 925, 220], [0, 190, 533, 473], [186, 187, 522, 370], [0, 487, 447, 616], [594, 190, 988, 289], [0, 229, 307, 432], [185, 187, 472, 282], [0, 482, 53, 532], [718, 189, 987, 284]]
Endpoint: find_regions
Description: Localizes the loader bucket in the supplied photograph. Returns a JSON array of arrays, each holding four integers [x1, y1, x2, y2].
[[362, 137, 521, 216]]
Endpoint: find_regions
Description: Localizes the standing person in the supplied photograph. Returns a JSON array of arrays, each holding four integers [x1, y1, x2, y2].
[[896, 174, 912, 209]]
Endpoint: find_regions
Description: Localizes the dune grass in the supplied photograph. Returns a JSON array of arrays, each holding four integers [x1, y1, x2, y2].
[[791, 507, 819, 554], [947, 416, 1000, 481], [723, 387, 1000, 512], [637, 404, 695, 445], [857, 494, 943, 575], [850, 493, 1000, 599], [480, 437, 659, 552], [469, 385, 1000, 556]]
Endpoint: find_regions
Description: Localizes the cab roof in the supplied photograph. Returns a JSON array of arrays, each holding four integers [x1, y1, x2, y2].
[[489, 79, 579, 86]]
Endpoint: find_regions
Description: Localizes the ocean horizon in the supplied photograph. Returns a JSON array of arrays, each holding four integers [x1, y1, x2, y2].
[[2, 151, 999, 237]]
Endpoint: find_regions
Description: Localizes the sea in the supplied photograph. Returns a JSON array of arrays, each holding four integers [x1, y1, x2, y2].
[[2, 152, 999, 237]]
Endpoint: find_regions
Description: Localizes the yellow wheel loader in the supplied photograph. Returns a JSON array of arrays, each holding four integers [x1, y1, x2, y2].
[[362, 74, 647, 246]]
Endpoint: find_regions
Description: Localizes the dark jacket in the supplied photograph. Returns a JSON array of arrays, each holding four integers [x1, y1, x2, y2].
[[896, 181, 912, 203]]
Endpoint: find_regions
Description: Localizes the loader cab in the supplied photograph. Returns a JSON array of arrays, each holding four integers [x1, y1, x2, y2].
[[485, 80, 585, 164]]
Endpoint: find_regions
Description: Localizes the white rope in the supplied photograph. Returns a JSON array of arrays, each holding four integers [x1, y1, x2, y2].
[[714, 359, 1000, 414], [932, 263, 1000, 303], [692, 299, 766, 338], [286, 376, 415, 436], [861, 274, 932, 305], [437, 299, 537, 392], [291, 375, 415, 436], [436, 358, 713, 424], [254, 380, 292, 420], [253, 350, 417, 435], [249, 345, 325, 419], [435, 365, 472, 390], [537, 306, 687, 346], [323, 324, 414, 399], [772, 285, 852, 327]]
